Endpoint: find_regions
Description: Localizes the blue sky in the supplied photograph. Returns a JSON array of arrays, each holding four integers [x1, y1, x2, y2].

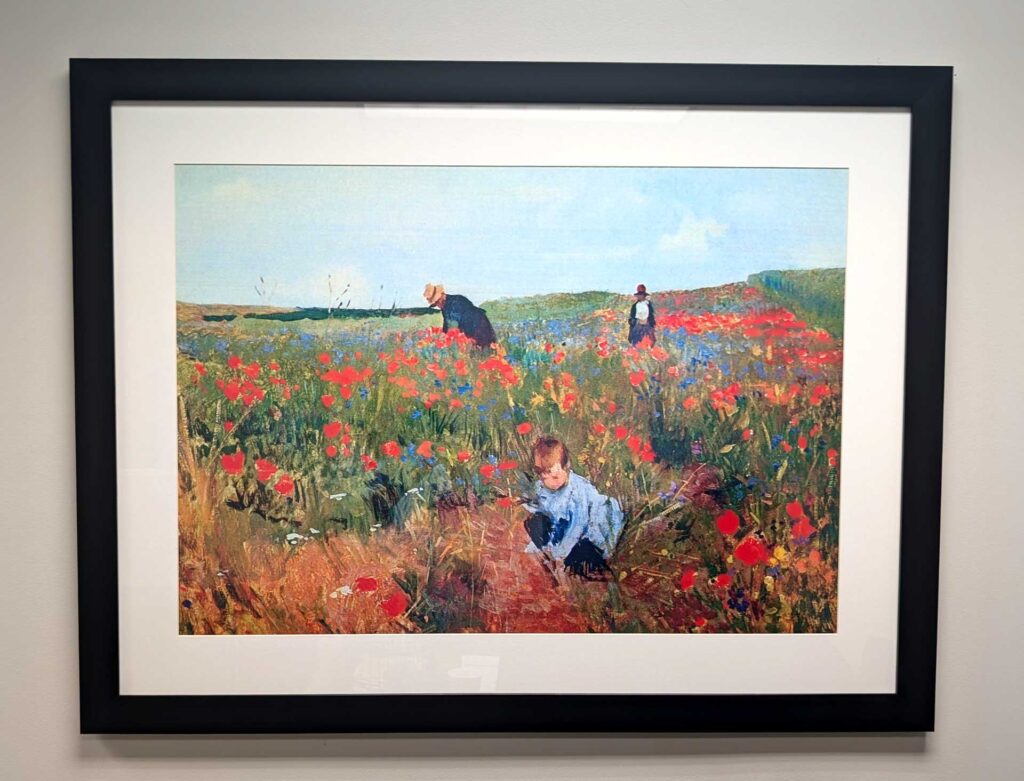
[[176, 165, 847, 308]]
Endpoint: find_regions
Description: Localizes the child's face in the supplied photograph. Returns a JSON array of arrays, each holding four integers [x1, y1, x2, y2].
[[534, 458, 569, 491]]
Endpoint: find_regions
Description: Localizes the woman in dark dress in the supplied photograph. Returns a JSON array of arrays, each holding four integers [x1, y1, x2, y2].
[[628, 284, 656, 346], [423, 283, 497, 348]]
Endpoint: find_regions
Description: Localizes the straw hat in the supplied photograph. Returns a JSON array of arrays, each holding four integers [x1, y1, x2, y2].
[[423, 283, 446, 306]]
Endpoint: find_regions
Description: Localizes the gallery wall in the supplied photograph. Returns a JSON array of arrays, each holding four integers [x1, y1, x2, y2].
[[1, 0, 1021, 778]]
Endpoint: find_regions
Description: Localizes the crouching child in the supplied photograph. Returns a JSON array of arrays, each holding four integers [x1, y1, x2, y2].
[[523, 436, 625, 578]]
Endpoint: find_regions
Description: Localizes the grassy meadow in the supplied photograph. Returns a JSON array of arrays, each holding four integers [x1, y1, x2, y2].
[[177, 269, 843, 634]]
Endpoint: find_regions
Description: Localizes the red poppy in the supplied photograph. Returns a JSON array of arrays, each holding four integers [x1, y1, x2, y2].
[[714, 573, 732, 589], [694, 616, 707, 628], [734, 537, 770, 566], [742, 428, 753, 441], [782, 441, 793, 453], [381, 591, 409, 618], [792, 515, 815, 541], [323, 421, 342, 439], [220, 451, 244, 475], [273, 474, 294, 496], [321, 394, 335, 408], [255, 458, 278, 482], [360, 455, 378, 471], [243, 361, 260, 379], [496, 496, 514, 508], [516, 422, 533, 435], [629, 370, 646, 387], [607, 401, 617, 414], [797, 435, 808, 450], [268, 361, 280, 371], [416, 441, 433, 458], [223, 380, 242, 402], [785, 500, 805, 519], [479, 464, 497, 479], [679, 567, 696, 590], [498, 459, 518, 471], [355, 576, 378, 593], [683, 397, 698, 411], [381, 441, 401, 458], [318, 352, 331, 365], [715, 509, 740, 536], [592, 423, 607, 435], [614, 426, 629, 440], [325, 444, 338, 458], [457, 450, 472, 463], [194, 361, 206, 376], [227, 355, 242, 370], [223, 421, 234, 433]]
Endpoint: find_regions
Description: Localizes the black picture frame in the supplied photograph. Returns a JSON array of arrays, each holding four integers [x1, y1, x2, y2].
[[71, 59, 951, 734]]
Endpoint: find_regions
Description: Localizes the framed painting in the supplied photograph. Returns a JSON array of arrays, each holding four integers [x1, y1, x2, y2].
[[71, 60, 951, 732]]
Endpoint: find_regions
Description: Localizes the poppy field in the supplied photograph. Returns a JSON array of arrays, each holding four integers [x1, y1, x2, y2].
[[177, 269, 843, 634]]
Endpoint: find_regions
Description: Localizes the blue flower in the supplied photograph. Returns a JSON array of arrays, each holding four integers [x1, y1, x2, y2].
[[411, 409, 422, 420]]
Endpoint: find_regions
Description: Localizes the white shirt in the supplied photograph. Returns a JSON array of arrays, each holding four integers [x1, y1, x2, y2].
[[635, 300, 650, 320]]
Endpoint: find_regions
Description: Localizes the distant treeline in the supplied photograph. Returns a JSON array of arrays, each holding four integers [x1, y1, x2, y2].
[[748, 268, 846, 337], [203, 307, 435, 323]]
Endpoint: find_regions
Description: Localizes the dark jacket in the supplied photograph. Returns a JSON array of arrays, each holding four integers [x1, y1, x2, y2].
[[440, 294, 497, 348], [628, 300, 656, 328], [628, 299, 656, 346]]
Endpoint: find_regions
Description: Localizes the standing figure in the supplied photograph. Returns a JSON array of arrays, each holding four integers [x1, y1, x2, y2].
[[423, 283, 497, 349], [628, 283, 656, 346]]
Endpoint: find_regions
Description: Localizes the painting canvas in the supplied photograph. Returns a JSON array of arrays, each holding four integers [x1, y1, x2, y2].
[[176, 164, 847, 636]]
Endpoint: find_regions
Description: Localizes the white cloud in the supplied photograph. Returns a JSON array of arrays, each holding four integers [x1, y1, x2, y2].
[[266, 265, 375, 309], [658, 211, 728, 255]]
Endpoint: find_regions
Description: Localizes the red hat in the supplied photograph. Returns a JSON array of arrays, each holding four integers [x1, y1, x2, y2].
[[635, 284, 647, 296]]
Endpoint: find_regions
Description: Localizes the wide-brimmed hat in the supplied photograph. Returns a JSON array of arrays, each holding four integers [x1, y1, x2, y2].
[[634, 284, 648, 297], [423, 283, 446, 305]]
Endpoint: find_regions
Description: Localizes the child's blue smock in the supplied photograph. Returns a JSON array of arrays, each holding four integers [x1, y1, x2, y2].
[[525, 471, 625, 560]]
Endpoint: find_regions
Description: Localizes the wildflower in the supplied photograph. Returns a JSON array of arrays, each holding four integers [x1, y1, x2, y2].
[[797, 435, 808, 450], [693, 616, 707, 628], [497, 496, 514, 508], [715, 509, 740, 536], [629, 370, 646, 387], [321, 394, 335, 408], [323, 421, 342, 439], [255, 458, 277, 482], [498, 459, 518, 471], [381, 591, 409, 618], [742, 428, 753, 441], [325, 445, 338, 458], [734, 537, 770, 566], [220, 451, 244, 475], [479, 464, 497, 479], [318, 352, 331, 364], [614, 426, 629, 440], [227, 355, 242, 370], [679, 567, 696, 590], [457, 450, 472, 463], [355, 576, 378, 593], [194, 361, 206, 376], [592, 423, 607, 435], [516, 422, 533, 435], [223, 421, 234, 433], [382, 441, 401, 458], [713, 573, 732, 588], [416, 441, 434, 458], [274, 474, 295, 496], [683, 397, 698, 411]]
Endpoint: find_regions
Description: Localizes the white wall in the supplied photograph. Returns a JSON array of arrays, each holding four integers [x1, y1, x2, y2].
[[1, 1, 1021, 778]]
